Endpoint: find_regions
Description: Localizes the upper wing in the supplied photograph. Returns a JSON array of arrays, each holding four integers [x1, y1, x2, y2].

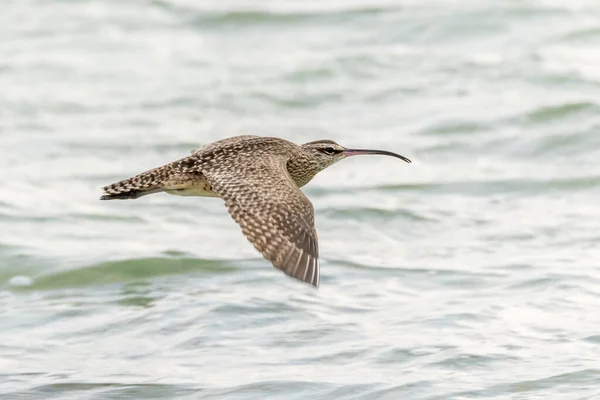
[[201, 154, 320, 287], [190, 135, 260, 155]]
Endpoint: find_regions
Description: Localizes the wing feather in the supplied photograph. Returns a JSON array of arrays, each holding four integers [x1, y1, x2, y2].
[[200, 152, 320, 287]]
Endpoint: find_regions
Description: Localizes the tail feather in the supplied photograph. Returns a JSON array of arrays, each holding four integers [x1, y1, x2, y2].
[[100, 165, 172, 201], [100, 188, 164, 200]]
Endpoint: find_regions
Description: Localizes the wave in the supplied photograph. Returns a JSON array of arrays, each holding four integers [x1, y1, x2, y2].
[[8, 256, 249, 291], [179, 7, 392, 27]]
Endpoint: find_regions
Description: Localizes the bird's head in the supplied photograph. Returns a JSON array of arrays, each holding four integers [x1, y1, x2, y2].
[[300, 139, 412, 172]]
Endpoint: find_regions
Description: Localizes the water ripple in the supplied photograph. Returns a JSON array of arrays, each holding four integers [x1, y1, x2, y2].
[[10, 257, 241, 291]]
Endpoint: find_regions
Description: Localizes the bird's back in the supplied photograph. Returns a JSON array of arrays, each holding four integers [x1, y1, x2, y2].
[[100, 135, 303, 200]]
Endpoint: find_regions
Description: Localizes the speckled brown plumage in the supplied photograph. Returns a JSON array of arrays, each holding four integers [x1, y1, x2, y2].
[[101, 135, 411, 287]]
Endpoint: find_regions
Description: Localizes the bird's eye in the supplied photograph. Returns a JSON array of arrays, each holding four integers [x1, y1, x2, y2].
[[324, 146, 335, 154]]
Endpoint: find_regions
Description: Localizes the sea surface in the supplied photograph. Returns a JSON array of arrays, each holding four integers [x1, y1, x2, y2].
[[2, 1, 600, 399]]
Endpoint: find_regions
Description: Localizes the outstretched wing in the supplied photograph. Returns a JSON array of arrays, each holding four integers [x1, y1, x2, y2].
[[202, 154, 320, 287]]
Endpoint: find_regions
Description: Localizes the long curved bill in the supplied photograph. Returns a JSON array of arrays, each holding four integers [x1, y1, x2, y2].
[[342, 148, 412, 163]]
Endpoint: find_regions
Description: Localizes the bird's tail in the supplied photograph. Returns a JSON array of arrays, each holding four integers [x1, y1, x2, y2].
[[100, 165, 172, 200]]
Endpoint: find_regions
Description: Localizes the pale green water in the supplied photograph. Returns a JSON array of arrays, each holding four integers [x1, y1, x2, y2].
[[2, 1, 600, 399]]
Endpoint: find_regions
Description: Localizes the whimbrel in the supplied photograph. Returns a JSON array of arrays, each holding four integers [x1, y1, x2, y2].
[[100, 135, 411, 287]]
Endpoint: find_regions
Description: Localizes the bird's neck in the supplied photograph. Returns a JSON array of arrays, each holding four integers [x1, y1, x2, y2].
[[287, 153, 319, 188]]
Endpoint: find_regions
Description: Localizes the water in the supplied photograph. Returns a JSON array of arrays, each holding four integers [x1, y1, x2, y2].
[[2, 0, 600, 398]]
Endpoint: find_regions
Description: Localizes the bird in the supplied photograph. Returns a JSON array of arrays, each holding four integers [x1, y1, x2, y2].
[[100, 135, 411, 287]]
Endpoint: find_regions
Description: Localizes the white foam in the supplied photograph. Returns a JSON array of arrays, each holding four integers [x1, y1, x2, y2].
[[8, 276, 34, 287]]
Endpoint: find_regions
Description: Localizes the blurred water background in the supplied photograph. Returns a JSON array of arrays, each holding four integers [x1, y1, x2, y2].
[[2, 0, 600, 399]]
